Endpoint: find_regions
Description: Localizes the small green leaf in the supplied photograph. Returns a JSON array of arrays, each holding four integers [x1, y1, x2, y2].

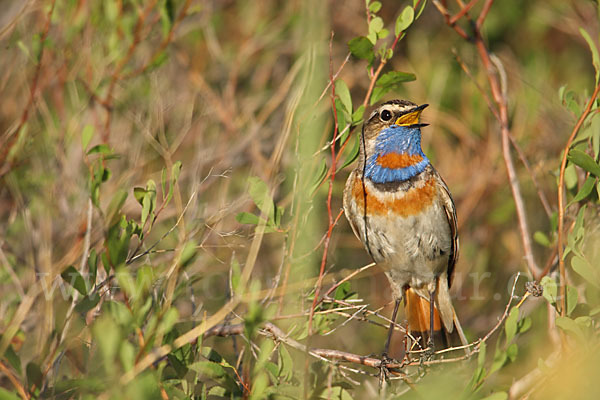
[[556, 316, 586, 342], [580, 28, 600, 84], [26, 362, 43, 389], [277, 345, 293, 382], [533, 231, 550, 247], [106, 189, 127, 225], [368, 1, 382, 13], [370, 71, 416, 104], [75, 294, 101, 314], [309, 159, 328, 194], [566, 285, 578, 316], [352, 105, 365, 125], [505, 307, 519, 344], [248, 176, 274, 221], [506, 342, 518, 362], [86, 144, 112, 155], [489, 348, 507, 374], [335, 80, 352, 114], [81, 124, 94, 151], [568, 176, 596, 206], [414, 0, 428, 20], [378, 28, 389, 39], [141, 180, 157, 229], [477, 341, 487, 369], [236, 212, 261, 225], [395, 6, 414, 36], [572, 256, 600, 288], [567, 149, 600, 177], [179, 240, 198, 268], [133, 187, 146, 204], [61, 265, 88, 295], [93, 315, 121, 370], [541, 276, 558, 305], [339, 134, 360, 170], [369, 17, 384, 34], [348, 36, 374, 62], [377, 70, 417, 87]]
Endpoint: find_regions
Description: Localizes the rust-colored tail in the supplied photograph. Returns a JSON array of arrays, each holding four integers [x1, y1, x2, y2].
[[404, 288, 460, 350]]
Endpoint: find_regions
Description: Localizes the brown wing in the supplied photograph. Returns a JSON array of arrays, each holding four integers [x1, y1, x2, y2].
[[434, 170, 459, 288]]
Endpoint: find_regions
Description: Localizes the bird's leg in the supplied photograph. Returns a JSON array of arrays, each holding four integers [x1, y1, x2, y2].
[[383, 298, 401, 359], [379, 298, 401, 388], [426, 289, 436, 356]]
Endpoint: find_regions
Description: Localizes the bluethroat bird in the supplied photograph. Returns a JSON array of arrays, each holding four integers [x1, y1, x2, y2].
[[343, 100, 467, 354]]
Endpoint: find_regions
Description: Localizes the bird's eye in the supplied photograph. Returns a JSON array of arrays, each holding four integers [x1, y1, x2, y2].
[[380, 109, 393, 121]]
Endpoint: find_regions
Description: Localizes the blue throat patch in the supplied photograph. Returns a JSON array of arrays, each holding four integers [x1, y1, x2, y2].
[[365, 125, 430, 183]]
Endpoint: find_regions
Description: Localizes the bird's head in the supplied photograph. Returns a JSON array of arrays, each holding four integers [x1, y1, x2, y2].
[[361, 100, 430, 183]]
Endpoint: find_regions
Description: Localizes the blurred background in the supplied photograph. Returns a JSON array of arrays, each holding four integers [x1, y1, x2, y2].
[[1, 0, 599, 398]]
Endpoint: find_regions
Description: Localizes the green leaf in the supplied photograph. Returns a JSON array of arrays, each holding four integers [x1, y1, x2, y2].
[[26, 362, 43, 389], [566, 285, 578, 316], [580, 28, 600, 84], [141, 180, 157, 229], [166, 161, 182, 203], [568, 176, 596, 206], [106, 217, 134, 267], [81, 124, 94, 151], [86, 144, 112, 155], [477, 341, 487, 369], [133, 187, 146, 205], [339, 134, 360, 171], [310, 159, 328, 194], [506, 342, 518, 362], [236, 212, 261, 225], [120, 341, 135, 372], [248, 176, 274, 221], [541, 276, 558, 305], [368, 1, 382, 13], [414, 0, 428, 20], [370, 71, 416, 105], [93, 315, 121, 371], [395, 6, 414, 36], [179, 240, 198, 268], [378, 28, 389, 40], [335, 80, 352, 114], [61, 265, 88, 295], [533, 231, 551, 247], [277, 344, 293, 382], [556, 316, 586, 342], [567, 149, 600, 177], [572, 256, 600, 288], [489, 348, 507, 374], [106, 189, 127, 226], [505, 307, 519, 344], [4, 344, 22, 373], [75, 294, 101, 314], [352, 105, 366, 125], [377, 70, 417, 87], [230, 256, 241, 295], [369, 17, 384, 34], [348, 36, 374, 62]]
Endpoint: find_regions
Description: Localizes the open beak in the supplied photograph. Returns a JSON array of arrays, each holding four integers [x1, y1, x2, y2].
[[395, 103, 428, 126]]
